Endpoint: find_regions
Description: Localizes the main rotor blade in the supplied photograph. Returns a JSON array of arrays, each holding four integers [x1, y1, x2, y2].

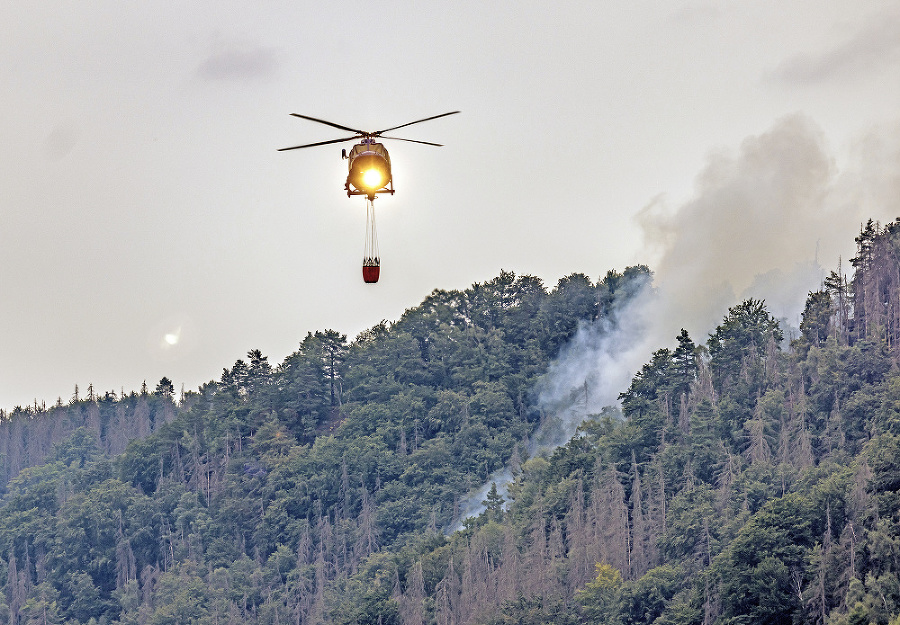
[[375, 110, 460, 134], [290, 113, 367, 135], [380, 136, 444, 147], [277, 136, 359, 151]]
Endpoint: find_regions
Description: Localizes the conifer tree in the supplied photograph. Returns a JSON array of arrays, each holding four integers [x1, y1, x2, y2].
[[483, 482, 504, 523]]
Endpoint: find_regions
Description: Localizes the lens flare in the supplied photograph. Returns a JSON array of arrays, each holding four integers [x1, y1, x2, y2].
[[362, 168, 383, 189]]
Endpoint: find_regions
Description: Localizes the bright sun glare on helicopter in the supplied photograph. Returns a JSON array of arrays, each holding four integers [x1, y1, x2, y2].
[[362, 169, 382, 189]]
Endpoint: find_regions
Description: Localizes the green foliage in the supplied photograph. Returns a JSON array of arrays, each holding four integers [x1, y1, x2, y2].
[[800, 290, 834, 348], [619, 564, 686, 625], [482, 482, 505, 523], [11, 235, 900, 625], [707, 298, 782, 397], [485, 594, 580, 625], [146, 562, 209, 625], [576, 562, 624, 622], [154, 377, 175, 399], [716, 495, 815, 624], [50, 427, 101, 468]]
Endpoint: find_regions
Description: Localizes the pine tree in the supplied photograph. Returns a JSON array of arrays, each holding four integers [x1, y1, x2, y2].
[[482, 482, 504, 523], [824, 259, 850, 344], [673, 329, 698, 400]]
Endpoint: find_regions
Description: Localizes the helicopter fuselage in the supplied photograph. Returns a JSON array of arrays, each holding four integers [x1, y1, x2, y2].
[[344, 139, 393, 200]]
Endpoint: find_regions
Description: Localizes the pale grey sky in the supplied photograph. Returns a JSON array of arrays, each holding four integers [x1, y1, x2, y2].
[[3, 1, 900, 410]]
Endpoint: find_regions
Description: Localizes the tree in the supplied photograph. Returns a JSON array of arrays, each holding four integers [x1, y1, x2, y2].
[[596, 266, 652, 321], [621, 348, 672, 408], [576, 563, 623, 623], [246, 349, 272, 398], [800, 290, 833, 347], [145, 562, 209, 625], [672, 329, 698, 400], [319, 330, 348, 408], [707, 299, 783, 398], [154, 377, 175, 399], [50, 427, 100, 468], [291, 330, 348, 410], [717, 494, 815, 625], [619, 565, 684, 625], [483, 482, 505, 523]]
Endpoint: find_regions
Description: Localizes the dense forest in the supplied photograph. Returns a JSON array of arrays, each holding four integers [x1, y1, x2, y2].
[[3, 219, 900, 625]]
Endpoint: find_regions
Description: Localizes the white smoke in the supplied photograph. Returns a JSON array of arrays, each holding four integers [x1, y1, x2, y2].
[[450, 276, 655, 531], [450, 468, 514, 532], [530, 283, 655, 451], [450, 114, 900, 531]]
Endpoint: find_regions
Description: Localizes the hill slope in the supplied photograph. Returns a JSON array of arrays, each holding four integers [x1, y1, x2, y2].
[[0, 267, 648, 624], [4, 220, 900, 625]]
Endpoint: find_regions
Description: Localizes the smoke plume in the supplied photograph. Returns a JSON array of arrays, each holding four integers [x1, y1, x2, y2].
[[640, 113, 900, 343], [450, 114, 900, 530], [451, 272, 655, 529]]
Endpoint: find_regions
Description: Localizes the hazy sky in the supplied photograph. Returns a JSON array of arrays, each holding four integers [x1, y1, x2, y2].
[[3, 1, 900, 410]]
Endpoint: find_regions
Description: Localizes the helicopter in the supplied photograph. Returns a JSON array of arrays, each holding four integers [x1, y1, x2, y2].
[[279, 111, 459, 283], [278, 110, 459, 200]]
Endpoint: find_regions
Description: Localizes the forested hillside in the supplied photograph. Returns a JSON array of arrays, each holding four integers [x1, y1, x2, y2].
[[4, 219, 900, 625]]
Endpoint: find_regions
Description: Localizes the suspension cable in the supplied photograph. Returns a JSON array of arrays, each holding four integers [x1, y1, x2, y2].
[[363, 198, 380, 266]]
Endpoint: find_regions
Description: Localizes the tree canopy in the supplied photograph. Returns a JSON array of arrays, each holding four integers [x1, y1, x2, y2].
[[5, 219, 900, 625]]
